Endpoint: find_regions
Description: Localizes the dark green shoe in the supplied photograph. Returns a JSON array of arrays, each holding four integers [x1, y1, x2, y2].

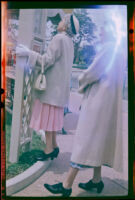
[[78, 180, 104, 193], [54, 147, 59, 158], [44, 182, 72, 197]]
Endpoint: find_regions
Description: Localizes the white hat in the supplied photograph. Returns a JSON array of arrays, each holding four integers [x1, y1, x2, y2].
[[72, 15, 80, 34], [64, 14, 79, 36]]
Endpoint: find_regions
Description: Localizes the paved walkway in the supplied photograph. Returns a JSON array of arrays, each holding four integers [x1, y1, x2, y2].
[[13, 92, 128, 197]]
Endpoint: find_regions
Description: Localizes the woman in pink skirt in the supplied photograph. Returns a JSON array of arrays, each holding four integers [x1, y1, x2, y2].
[[16, 14, 79, 160]]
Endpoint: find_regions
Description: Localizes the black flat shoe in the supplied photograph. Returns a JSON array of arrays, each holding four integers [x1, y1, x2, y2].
[[44, 182, 72, 197], [54, 147, 59, 158], [36, 149, 56, 161], [78, 180, 104, 193]]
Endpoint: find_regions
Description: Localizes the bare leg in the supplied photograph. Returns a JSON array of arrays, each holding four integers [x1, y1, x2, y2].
[[44, 131, 53, 154], [92, 166, 101, 183], [52, 131, 58, 148], [63, 167, 79, 189]]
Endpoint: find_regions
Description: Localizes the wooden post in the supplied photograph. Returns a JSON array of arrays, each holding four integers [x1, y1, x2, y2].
[[9, 9, 47, 163], [9, 56, 27, 163]]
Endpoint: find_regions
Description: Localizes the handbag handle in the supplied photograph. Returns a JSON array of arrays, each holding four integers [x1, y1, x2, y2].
[[41, 57, 44, 74]]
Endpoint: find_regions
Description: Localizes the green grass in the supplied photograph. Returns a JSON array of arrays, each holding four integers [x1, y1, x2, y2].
[[6, 112, 46, 180]]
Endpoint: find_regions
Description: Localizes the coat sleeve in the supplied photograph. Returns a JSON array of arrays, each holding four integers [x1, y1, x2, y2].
[[78, 43, 115, 93], [27, 35, 62, 71]]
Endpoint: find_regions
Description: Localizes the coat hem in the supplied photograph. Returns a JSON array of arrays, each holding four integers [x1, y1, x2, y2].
[[34, 97, 67, 108], [70, 159, 123, 173]]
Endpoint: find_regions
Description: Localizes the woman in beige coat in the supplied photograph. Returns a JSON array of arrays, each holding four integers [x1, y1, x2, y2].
[[44, 20, 126, 196], [16, 14, 79, 160]]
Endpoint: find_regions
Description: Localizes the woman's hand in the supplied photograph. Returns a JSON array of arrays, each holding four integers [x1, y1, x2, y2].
[[16, 44, 30, 57]]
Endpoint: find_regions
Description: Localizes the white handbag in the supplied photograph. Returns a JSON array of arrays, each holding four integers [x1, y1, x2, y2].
[[34, 57, 46, 91]]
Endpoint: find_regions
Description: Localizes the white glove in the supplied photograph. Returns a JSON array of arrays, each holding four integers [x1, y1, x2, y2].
[[16, 44, 30, 57]]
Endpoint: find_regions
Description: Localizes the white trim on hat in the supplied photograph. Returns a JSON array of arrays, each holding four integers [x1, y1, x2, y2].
[[72, 15, 80, 33]]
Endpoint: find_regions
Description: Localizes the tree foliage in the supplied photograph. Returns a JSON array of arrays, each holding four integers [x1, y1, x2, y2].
[[73, 9, 97, 67]]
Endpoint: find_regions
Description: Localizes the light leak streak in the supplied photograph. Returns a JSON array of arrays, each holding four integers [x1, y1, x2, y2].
[[1, 2, 7, 199], [105, 8, 127, 73]]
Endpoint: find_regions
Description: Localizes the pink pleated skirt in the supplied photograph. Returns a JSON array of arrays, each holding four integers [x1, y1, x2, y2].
[[29, 99, 64, 132]]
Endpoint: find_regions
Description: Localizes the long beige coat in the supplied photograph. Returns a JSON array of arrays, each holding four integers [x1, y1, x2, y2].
[[28, 32, 74, 107], [71, 41, 126, 172]]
